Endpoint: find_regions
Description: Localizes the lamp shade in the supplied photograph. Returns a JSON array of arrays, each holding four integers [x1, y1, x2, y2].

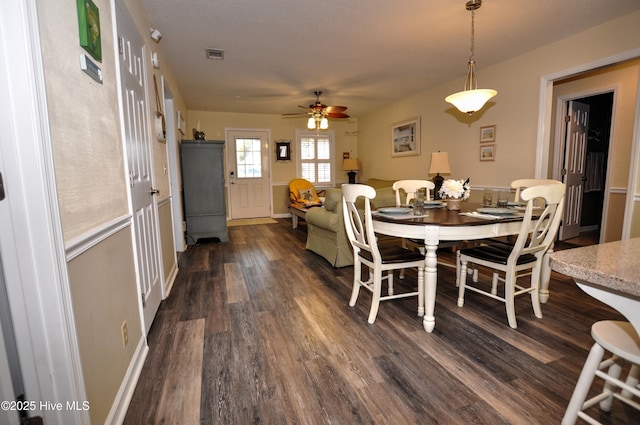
[[445, 88, 497, 115], [429, 152, 451, 174], [343, 158, 359, 171]]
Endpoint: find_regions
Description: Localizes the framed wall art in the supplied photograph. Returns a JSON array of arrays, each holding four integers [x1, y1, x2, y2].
[[76, 0, 102, 62], [391, 117, 420, 157], [479, 144, 496, 161], [480, 125, 496, 143], [276, 140, 291, 161]]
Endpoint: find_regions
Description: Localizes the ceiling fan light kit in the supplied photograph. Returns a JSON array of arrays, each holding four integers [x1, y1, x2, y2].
[[445, 0, 497, 115]]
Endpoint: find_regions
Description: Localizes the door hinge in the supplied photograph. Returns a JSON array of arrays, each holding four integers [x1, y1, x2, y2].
[[141, 293, 146, 307], [565, 115, 571, 123], [118, 36, 124, 55]]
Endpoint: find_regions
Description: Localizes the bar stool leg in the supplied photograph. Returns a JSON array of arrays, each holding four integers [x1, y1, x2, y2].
[[598, 360, 622, 411], [562, 342, 605, 425], [621, 364, 640, 399]]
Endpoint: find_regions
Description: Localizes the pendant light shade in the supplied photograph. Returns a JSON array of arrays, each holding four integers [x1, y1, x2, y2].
[[445, 88, 497, 115], [446, 0, 496, 115]]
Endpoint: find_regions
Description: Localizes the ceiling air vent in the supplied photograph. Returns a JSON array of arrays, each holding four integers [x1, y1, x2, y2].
[[205, 48, 224, 60]]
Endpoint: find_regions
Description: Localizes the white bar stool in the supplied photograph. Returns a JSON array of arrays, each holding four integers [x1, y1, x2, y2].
[[562, 320, 640, 424]]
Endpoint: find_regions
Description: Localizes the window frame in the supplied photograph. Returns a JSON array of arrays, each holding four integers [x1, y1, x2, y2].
[[295, 129, 335, 187]]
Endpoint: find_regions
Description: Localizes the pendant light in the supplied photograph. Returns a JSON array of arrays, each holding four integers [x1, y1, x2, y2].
[[445, 0, 496, 115]]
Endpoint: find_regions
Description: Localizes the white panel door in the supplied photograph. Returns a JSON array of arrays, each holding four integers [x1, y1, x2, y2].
[[559, 100, 590, 240], [227, 129, 271, 219], [116, 3, 162, 333]]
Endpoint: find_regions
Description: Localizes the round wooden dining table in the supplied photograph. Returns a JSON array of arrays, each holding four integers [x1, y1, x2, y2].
[[372, 202, 553, 333]]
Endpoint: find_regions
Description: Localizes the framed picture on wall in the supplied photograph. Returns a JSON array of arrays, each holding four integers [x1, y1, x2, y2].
[[480, 144, 496, 161], [76, 0, 102, 62], [480, 125, 496, 143], [391, 117, 420, 157], [276, 140, 291, 161]]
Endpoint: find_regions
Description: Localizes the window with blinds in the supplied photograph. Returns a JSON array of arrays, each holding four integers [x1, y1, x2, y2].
[[296, 130, 335, 185]]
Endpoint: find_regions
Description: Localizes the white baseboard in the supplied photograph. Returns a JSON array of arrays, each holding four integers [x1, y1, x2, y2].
[[104, 336, 148, 425], [164, 262, 179, 298]]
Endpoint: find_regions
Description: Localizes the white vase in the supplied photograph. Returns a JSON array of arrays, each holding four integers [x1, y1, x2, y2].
[[446, 199, 461, 211]]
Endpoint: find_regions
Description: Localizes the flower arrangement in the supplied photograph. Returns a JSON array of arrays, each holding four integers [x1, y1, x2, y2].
[[439, 178, 471, 200]]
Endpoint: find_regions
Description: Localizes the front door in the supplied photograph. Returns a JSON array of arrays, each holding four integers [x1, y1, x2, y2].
[[116, 3, 163, 333], [559, 100, 590, 240], [226, 129, 271, 219]]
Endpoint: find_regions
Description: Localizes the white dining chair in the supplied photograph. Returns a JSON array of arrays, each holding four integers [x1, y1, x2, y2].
[[482, 178, 565, 287], [457, 183, 566, 328], [392, 179, 435, 206], [392, 179, 464, 279], [342, 184, 425, 324], [512, 178, 563, 205]]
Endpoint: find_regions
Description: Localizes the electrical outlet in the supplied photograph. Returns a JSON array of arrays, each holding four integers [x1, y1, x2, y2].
[[121, 321, 128, 347]]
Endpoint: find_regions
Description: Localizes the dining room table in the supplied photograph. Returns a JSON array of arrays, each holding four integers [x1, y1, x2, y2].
[[372, 201, 552, 333]]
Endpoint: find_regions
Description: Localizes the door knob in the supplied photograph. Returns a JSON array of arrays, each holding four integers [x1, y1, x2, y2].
[[150, 188, 160, 195]]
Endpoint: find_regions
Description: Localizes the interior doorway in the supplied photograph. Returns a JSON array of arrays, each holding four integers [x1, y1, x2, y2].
[[558, 92, 613, 245]]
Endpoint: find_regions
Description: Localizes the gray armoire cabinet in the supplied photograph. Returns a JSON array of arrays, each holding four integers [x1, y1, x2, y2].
[[180, 140, 229, 244]]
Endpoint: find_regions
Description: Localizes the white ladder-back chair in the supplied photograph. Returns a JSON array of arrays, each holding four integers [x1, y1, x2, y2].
[[457, 183, 566, 328], [342, 184, 425, 324], [392, 180, 435, 206]]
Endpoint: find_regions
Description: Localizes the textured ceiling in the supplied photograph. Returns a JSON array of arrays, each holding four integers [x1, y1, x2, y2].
[[141, 0, 640, 118]]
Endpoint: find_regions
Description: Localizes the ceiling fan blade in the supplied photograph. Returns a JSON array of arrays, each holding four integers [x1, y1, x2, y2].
[[326, 112, 350, 119], [325, 105, 347, 113], [282, 112, 310, 117]]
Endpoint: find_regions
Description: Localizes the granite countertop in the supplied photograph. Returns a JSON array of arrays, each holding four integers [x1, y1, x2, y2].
[[550, 238, 640, 299]]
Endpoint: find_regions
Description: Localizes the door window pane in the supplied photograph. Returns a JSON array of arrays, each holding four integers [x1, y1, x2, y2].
[[236, 138, 262, 178]]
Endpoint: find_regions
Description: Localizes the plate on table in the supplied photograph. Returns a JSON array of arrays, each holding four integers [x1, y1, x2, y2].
[[377, 207, 412, 215], [477, 207, 514, 215]]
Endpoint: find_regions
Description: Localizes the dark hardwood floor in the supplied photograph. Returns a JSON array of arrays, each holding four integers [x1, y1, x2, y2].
[[123, 220, 636, 424]]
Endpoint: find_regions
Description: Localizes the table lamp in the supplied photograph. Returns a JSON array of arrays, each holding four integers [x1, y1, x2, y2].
[[429, 152, 451, 199], [343, 158, 359, 184]]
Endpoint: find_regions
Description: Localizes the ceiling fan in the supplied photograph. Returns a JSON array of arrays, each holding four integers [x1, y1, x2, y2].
[[283, 91, 349, 129]]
